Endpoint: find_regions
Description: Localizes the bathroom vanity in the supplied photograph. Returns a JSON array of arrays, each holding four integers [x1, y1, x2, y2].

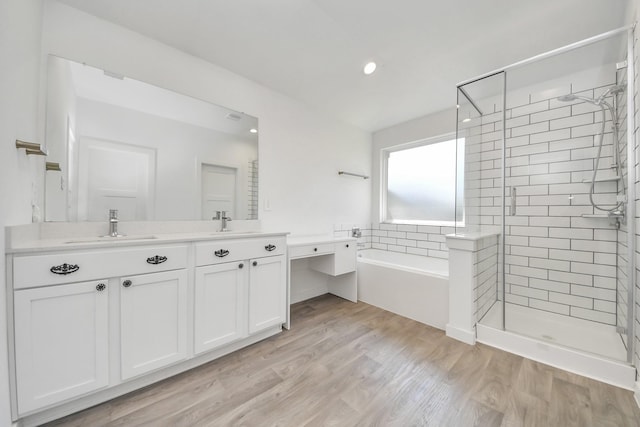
[[287, 235, 358, 317], [5, 228, 287, 426]]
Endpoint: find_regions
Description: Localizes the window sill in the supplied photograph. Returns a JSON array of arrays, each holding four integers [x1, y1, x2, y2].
[[382, 220, 464, 228]]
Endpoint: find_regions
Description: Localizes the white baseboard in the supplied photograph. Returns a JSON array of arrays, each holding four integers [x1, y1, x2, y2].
[[290, 285, 328, 304], [445, 324, 476, 345]]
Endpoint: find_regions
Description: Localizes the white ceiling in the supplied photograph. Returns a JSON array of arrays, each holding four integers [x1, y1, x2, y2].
[[57, 0, 632, 132]]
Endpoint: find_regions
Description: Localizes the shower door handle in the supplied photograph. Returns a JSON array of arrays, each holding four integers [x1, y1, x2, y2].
[[510, 187, 517, 215]]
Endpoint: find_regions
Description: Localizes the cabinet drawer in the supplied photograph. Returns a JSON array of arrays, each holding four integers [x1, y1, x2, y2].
[[13, 245, 188, 289], [308, 241, 357, 276], [288, 243, 335, 259], [196, 237, 286, 266]]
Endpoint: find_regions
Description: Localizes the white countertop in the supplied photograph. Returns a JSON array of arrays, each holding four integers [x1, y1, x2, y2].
[[7, 231, 290, 254], [287, 235, 356, 247]]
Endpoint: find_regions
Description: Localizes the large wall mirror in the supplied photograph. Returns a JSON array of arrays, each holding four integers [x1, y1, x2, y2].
[[44, 55, 259, 222]]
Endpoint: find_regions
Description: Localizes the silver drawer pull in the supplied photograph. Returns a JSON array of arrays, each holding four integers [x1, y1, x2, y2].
[[50, 263, 79, 275], [215, 249, 230, 258], [146, 255, 167, 265], [265, 244, 276, 252]]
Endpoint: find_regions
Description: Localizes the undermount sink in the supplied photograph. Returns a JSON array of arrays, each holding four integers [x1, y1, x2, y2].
[[64, 235, 158, 244], [210, 230, 261, 236]]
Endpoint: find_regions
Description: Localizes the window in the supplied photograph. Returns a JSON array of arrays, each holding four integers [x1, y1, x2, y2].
[[381, 135, 464, 225]]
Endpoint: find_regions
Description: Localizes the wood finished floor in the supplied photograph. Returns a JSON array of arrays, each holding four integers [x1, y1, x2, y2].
[[47, 294, 640, 427]]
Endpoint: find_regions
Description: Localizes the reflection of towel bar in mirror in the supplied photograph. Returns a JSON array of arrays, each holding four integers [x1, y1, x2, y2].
[[46, 162, 61, 171], [16, 139, 48, 156], [338, 171, 369, 179]]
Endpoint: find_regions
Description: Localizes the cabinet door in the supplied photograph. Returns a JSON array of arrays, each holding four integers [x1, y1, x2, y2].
[[248, 255, 286, 334], [194, 262, 247, 354], [120, 270, 188, 380], [334, 242, 357, 275], [14, 280, 109, 414]]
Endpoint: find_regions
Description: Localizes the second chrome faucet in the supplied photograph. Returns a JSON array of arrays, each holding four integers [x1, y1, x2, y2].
[[107, 209, 125, 237], [213, 210, 232, 232]]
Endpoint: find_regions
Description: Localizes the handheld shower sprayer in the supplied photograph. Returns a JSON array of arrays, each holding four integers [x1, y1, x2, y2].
[[556, 83, 626, 216]]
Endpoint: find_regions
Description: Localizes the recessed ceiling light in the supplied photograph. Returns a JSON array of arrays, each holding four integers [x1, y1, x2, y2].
[[363, 62, 377, 75], [249, 128, 258, 134], [226, 113, 242, 121], [462, 117, 471, 123]]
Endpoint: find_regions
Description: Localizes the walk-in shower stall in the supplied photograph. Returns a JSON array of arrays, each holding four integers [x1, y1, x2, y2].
[[455, 26, 636, 378]]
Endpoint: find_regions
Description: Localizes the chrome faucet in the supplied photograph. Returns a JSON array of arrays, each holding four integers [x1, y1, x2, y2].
[[214, 210, 232, 232], [108, 209, 120, 237]]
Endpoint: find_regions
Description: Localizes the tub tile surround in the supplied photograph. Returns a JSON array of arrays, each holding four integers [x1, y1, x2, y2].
[[462, 70, 629, 330], [333, 222, 453, 259]]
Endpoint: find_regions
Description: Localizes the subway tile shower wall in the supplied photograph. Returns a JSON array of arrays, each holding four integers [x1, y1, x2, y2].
[[615, 65, 629, 349], [463, 76, 625, 326], [633, 32, 640, 373], [474, 235, 500, 323]]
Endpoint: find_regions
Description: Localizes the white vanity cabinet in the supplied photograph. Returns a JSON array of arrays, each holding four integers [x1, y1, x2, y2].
[[309, 241, 357, 276], [248, 255, 286, 334], [10, 243, 189, 414], [194, 236, 286, 352], [120, 269, 188, 380], [194, 262, 247, 354], [13, 279, 109, 414], [287, 236, 358, 320], [7, 232, 288, 424]]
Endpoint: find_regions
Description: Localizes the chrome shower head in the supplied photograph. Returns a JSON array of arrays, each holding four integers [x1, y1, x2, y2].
[[557, 94, 577, 102], [557, 93, 601, 106], [557, 83, 625, 106]]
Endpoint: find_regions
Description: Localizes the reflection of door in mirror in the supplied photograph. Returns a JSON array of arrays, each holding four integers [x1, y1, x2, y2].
[[44, 56, 259, 221], [77, 138, 156, 221], [201, 164, 237, 220]]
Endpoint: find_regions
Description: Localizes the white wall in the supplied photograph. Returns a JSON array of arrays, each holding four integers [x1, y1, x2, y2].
[[41, 1, 372, 235], [0, 1, 44, 425]]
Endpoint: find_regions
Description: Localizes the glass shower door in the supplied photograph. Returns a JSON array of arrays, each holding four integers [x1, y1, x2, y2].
[[455, 71, 506, 331], [501, 36, 630, 362]]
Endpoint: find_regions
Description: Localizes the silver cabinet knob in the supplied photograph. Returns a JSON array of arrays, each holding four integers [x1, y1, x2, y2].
[[96, 283, 106, 292], [122, 279, 132, 288]]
